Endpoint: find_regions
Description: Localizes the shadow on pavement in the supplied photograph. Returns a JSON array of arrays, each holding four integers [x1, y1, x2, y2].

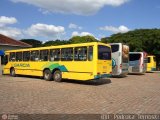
[[2, 75, 112, 86], [111, 75, 128, 78], [128, 73, 145, 76], [62, 78, 112, 86]]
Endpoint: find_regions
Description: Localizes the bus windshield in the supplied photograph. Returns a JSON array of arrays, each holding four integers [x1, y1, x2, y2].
[[111, 45, 119, 53], [129, 54, 141, 61], [98, 45, 111, 60]]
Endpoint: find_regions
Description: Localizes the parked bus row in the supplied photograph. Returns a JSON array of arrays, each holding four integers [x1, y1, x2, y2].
[[2, 42, 157, 82], [111, 43, 156, 77]]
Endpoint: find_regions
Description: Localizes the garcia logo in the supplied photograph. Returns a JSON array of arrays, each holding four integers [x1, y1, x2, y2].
[[13, 63, 30, 67]]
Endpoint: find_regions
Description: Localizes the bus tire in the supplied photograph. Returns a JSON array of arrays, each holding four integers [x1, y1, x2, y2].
[[53, 70, 62, 82], [43, 69, 52, 81], [10, 68, 16, 77]]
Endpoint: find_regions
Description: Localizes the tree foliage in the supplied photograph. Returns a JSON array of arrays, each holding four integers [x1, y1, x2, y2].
[[20, 39, 42, 47], [69, 35, 98, 44], [43, 40, 70, 46], [101, 29, 160, 55], [19, 30, 160, 64], [42, 35, 98, 46], [20, 29, 160, 56]]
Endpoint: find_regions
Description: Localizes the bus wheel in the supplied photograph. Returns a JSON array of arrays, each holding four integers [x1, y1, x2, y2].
[[43, 69, 52, 81], [10, 68, 16, 77], [53, 70, 62, 82]]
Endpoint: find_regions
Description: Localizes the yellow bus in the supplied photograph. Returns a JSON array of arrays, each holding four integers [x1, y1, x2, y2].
[[147, 55, 156, 72], [3, 42, 112, 82]]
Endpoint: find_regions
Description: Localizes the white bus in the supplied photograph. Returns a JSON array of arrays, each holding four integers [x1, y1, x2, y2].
[[128, 52, 147, 74], [110, 43, 129, 77]]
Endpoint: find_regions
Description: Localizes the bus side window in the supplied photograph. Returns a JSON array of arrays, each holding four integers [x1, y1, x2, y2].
[[23, 51, 30, 61], [16, 52, 23, 61], [9, 52, 16, 62], [31, 50, 39, 61], [61, 48, 73, 61], [88, 46, 93, 61], [40, 50, 48, 61], [74, 47, 87, 61], [50, 49, 60, 61]]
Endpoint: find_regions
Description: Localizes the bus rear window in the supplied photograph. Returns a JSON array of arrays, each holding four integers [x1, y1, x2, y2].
[[147, 57, 151, 63], [111, 45, 119, 53], [98, 45, 111, 60], [129, 54, 141, 61], [153, 57, 156, 62]]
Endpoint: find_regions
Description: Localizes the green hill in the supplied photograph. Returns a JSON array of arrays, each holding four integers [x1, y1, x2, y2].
[[101, 29, 160, 55], [101, 29, 160, 66]]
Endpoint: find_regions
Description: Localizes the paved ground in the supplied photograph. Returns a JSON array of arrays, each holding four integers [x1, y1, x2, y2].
[[0, 73, 160, 114]]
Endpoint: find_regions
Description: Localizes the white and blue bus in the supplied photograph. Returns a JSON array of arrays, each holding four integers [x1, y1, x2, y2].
[[110, 43, 129, 77], [128, 52, 147, 74]]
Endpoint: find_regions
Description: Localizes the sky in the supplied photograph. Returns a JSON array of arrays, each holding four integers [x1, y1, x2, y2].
[[0, 0, 160, 41]]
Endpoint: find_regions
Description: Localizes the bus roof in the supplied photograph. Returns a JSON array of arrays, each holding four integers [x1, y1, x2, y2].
[[147, 55, 156, 57], [129, 52, 148, 58], [110, 43, 122, 45], [5, 42, 110, 53], [129, 52, 144, 54], [110, 43, 129, 46]]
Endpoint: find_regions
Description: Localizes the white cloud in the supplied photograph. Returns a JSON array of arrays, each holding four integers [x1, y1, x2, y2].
[[38, 8, 50, 15], [11, 0, 130, 15], [0, 16, 66, 39], [0, 16, 17, 27], [0, 26, 22, 38], [0, 16, 21, 38], [25, 23, 65, 39], [69, 23, 82, 30], [99, 25, 130, 33], [72, 31, 94, 37]]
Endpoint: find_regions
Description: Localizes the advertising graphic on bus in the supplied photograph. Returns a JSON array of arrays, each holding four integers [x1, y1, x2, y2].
[[110, 43, 129, 77]]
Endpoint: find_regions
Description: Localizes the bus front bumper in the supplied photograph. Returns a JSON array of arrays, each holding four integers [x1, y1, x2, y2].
[[151, 68, 156, 71], [147, 67, 156, 72]]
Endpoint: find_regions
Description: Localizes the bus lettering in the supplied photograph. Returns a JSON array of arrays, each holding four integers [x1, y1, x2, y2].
[[14, 63, 30, 67]]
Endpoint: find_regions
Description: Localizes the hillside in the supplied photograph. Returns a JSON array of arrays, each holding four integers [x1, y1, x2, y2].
[[101, 29, 160, 55]]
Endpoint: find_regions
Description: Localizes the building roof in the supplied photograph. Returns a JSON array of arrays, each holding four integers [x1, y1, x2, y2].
[[0, 34, 32, 47]]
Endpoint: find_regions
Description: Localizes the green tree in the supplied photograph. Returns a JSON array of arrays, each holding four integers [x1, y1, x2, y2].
[[20, 39, 42, 47], [101, 29, 160, 65], [69, 35, 98, 44], [43, 39, 70, 46], [101, 29, 160, 54]]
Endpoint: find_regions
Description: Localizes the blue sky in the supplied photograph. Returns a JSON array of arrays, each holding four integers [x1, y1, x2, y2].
[[0, 0, 160, 41]]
